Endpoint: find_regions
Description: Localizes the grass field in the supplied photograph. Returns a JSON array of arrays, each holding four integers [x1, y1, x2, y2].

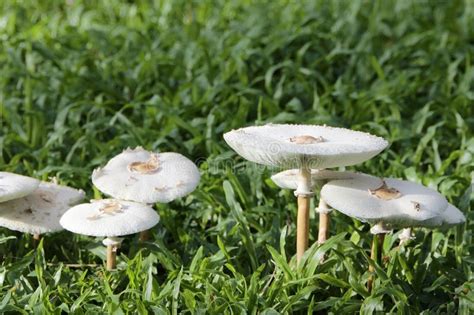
[[1, 0, 473, 313]]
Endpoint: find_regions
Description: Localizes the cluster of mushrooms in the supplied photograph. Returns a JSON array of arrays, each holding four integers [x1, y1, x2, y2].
[[0, 124, 466, 290], [1, 147, 200, 271], [224, 124, 465, 290]]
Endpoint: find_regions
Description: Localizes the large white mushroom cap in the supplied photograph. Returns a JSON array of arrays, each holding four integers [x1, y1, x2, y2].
[[0, 172, 40, 202], [60, 199, 159, 237], [271, 169, 357, 190], [417, 204, 466, 228], [0, 182, 85, 234], [92, 147, 200, 204], [223, 124, 388, 169], [320, 174, 448, 227]]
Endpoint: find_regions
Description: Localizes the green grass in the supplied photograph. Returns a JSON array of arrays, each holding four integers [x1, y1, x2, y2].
[[1, 0, 473, 313]]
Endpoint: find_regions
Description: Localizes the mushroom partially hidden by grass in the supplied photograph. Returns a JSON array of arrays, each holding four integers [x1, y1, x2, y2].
[[398, 203, 466, 245], [271, 169, 356, 245], [224, 124, 388, 263], [91, 147, 200, 240], [320, 173, 449, 291], [0, 172, 40, 202], [60, 199, 159, 270], [0, 182, 84, 243]]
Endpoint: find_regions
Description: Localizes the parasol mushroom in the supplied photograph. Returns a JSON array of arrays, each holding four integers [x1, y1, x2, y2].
[[91, 147, 200, 240], [224, 124, 387, 263], [320, 173, 449, 291], [59, 199, 159, 270]]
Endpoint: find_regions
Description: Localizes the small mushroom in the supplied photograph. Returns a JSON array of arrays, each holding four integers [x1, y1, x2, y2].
[[0, 182, 85, 241], [225, 124, 388, 264], [271, 169, 356, 244], [91, 147, 200, 240], [59, 199, 159, 270], [0, 172, 40, 202]]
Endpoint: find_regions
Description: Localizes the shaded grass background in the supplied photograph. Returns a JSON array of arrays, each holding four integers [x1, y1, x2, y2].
[[0, 0, 473, 313]]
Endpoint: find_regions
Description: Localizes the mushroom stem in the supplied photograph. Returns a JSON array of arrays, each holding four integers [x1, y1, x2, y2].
[[33, 234, 41, 247], [102, 237, 123, 271], [139, 230, 150, 241], [368, 223, 388, 292], [317, 198, 331, 245], [295, 167, 313, 264]]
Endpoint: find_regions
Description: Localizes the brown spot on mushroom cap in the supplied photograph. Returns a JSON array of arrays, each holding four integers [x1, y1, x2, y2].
[[128, 154, 160, 174], [368, 180, 401, 200], [24, 208, 33, 214], [289, 135, 325, 144], [411, 201, 421, 211], [87, 200, 124, 220]]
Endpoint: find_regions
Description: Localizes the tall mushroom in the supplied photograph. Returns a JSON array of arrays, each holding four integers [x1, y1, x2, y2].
[[224, 124, 388, 263], [0, 172, 40, 202], [320, 173, 449, 291], [271, 169, 356, 245], [60, 199, 159, 270], [91, 147, 200, 240], [0, 181, 85, 242]]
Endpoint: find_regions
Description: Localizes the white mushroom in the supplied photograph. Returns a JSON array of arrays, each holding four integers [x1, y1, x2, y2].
[[321, 173, 449, 292], [0, 182, 85, 238], [91, 147, 200, 204], [0, 172, 40, 202], [223, 124, 388, 169], [59, 199, 159, 270], [320, 174, 448, 227], [224, 124, 388, 263]]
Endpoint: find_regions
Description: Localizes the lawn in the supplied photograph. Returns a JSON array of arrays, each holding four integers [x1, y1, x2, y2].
[[0, 0, 473, 313]]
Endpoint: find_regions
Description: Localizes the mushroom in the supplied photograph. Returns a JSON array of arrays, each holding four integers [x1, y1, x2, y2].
[[91, 147, 200, 240], [271, 169, 356, 245], [0, 172, 40, 202], [0, 181, 85, 242], [320, 173, 449, 291], [59, 199, 159, 270], [224, 124, 388, 263]]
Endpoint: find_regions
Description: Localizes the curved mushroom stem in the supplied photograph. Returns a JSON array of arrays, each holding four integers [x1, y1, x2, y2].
[[295, 167, 313, 264], [367, 222, 389, 292], [102, 237, 123, 271], [316, 198, 331, 245]]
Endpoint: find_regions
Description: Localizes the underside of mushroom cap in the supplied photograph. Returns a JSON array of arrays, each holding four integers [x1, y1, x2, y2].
[[0, 182, 85, 235], [0, 172, 40, 202], [416, 204, 466, 228], [271, 169, 357, 190], [92, 147, 200, 203], [59, 199, 159, 237], [320, 174, 448, 226], [224, 124, 388, 169]]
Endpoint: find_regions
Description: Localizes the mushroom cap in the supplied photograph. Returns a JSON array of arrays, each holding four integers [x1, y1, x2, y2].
[[417, 204, 466, 228], [320, 174, 448, 226], [0, 172, 40, 202], [223, 124, 388, 169], [59, 199, 159, 237], [92, 147, 200, 204], [0, 182, 85, 235], [271, 169, 357, 190]]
